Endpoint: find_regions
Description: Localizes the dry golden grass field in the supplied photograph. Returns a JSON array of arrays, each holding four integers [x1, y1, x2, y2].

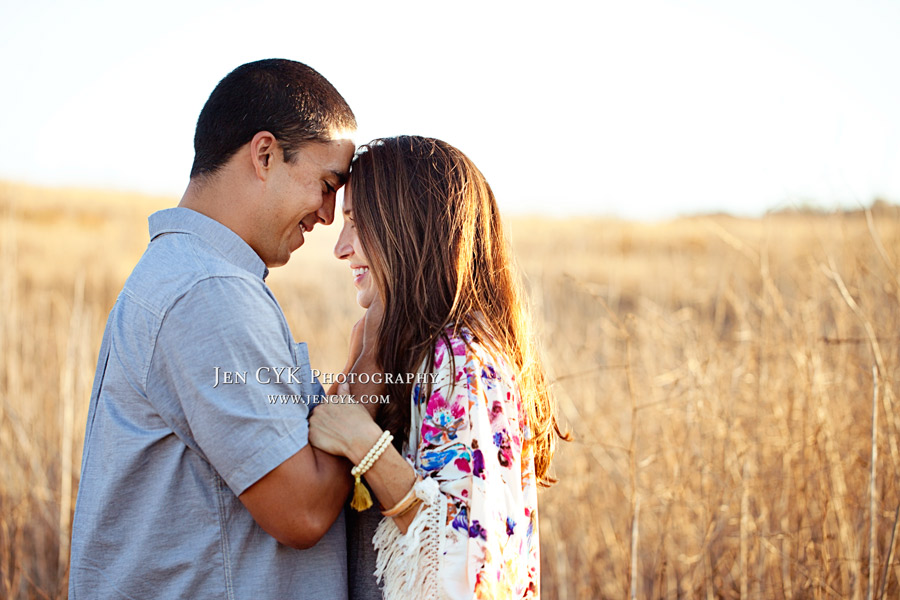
[[1, 180, 899, 599]]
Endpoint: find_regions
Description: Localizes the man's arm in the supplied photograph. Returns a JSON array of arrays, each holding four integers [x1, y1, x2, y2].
[[240, 363, 385, 548], [239, 445, 350, 549], [149, 277, 367, 549], [240, 306, 386, 549]]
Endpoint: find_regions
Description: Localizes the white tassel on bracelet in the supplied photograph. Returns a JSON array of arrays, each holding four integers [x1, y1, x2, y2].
[[350, 430, 393, 511]]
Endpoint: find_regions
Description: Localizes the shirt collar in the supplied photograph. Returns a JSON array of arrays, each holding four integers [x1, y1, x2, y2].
[[148, 207, 269, 280]]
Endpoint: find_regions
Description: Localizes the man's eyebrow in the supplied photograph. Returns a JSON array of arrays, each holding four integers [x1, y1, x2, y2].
[[331, 169, 349, 185]]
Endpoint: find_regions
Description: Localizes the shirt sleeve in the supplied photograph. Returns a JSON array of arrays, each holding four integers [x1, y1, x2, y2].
[[373, 333, 538, 599], [146, 275, 315, 496]]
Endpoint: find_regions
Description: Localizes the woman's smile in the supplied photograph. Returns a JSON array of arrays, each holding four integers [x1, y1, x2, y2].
[[334, 186, 378, 309], [351, 265, 369, 285]]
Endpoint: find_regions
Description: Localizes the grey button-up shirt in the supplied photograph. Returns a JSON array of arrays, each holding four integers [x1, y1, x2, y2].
[[69, 207, 346, 599]]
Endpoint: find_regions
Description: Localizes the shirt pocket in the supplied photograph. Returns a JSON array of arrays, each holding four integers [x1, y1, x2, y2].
[[290, 341, 324, 403]]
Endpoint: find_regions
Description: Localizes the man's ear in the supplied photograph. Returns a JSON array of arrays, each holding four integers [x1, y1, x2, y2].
[[249, 131, 279, 181]]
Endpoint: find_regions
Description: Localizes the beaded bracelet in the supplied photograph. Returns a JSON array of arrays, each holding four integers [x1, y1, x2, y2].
[[349, 430, 393, 511]]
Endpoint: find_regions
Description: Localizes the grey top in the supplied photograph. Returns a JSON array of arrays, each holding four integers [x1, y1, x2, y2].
[[68, 207, 346, 599], [346, 500, 383, 600]]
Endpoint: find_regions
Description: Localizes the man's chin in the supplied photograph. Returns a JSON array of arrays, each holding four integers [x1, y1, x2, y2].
[[284, 237, 306, 260], [265, 252, 292, 269]]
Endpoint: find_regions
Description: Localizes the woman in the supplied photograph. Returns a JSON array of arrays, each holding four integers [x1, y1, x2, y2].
[[309, 136, 567, 599]]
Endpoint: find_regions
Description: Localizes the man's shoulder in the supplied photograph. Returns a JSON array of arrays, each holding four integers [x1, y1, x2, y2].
[[121, 231, 269, 318]]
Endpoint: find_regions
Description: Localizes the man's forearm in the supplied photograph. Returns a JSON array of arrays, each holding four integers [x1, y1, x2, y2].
[[310, 445, 353, 501], [239, 443, 352, 549]]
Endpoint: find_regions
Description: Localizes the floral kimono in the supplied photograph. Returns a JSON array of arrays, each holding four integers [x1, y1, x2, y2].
[[373, 328, 540, 599]]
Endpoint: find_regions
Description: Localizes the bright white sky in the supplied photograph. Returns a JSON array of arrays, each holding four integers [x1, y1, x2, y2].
[[1, 0, 898, 220]]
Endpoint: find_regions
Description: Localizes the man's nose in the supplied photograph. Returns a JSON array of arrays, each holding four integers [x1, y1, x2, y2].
[[318, 195, 336, 226]]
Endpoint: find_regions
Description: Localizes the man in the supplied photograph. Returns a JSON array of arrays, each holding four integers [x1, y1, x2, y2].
[[69, 59, 359, 599]]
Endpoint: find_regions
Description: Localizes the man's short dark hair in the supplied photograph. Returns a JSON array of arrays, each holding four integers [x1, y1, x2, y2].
[[190, 59, 357, 179]]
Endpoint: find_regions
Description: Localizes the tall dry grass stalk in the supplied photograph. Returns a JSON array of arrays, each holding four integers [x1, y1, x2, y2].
[[1, 181, 899, 598], [869, 366, 878, 600]]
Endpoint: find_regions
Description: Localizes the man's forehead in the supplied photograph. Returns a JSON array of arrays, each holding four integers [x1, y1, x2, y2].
[[328, 138, 356, 182], [321, 135, 355, 162], [297, 138, 354, 176]]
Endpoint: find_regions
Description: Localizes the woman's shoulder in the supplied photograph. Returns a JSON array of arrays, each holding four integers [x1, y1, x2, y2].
[[431, 326, 512, 377], [411, 325, 517, 411]]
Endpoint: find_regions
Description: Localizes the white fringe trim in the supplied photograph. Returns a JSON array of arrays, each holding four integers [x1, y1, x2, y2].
[[373, 476, 447, 599]]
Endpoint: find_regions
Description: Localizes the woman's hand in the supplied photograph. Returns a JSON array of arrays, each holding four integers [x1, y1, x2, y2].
[[345, 317, 366, 371], [360, 293, 384, 356], [340, 292, 383, 384], [309, 382, 383, 459]]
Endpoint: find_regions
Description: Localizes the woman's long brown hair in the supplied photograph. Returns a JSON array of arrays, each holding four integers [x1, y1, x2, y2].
[[350, 136, 568, 485]]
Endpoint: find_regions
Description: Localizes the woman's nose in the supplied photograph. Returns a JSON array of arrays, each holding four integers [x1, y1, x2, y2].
[[334, 229, 353, 260]]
